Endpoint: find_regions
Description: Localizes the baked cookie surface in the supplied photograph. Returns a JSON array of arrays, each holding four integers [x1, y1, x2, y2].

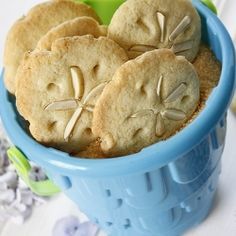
[[108, 0, 201, 61], [4, 0, 100, 94], [16, 35, 128, 154], [92, 49, 200, 156], [36, 16, 107, 50]]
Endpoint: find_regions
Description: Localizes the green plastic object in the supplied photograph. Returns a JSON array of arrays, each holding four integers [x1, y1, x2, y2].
[[201, 0, 217, 14], [7, 147, 60, 196], [77, 0, 125, 25]]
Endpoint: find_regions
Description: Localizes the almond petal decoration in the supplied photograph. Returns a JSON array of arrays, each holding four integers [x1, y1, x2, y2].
[[45, 99, 77, 111], [162, 109, 186, 121], [70, 66, 84, 100], [156, 75, 163, 100], [83, 82, 107, 105], [164, 83, 187, 103], [171, 40, 193, 53], [64, 107, 83, 141], [157, 12, 165, 43], [169, 16, 191, 42]]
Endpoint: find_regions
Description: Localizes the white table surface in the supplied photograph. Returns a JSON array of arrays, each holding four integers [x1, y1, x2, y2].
[[0, 1, 236, 236]]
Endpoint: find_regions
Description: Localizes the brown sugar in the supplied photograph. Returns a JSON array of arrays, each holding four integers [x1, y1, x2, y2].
[[189, 44, 221, 122], [76, 44, 221, 159], [193, 44, 221, 102], [75, 139, 105, 159]]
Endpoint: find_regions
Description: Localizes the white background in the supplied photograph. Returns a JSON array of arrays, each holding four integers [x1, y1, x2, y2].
[[0, 1, 236, 235]]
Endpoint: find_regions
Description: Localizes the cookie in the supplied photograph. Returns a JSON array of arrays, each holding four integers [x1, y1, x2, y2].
[[36, 17, 107, 50], [108, 0, 201, 61], [92, 49, 200, 156], [4, 0, 100, 94], [15, 35, 128, 154]]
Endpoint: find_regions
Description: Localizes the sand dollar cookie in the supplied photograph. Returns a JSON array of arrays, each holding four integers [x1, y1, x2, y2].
[[36, 17, 107, 50], [4, 0, 100, 94], [93, 49, 200, 156], [108, 0, 201, 61], [16, 36, 128, 154]]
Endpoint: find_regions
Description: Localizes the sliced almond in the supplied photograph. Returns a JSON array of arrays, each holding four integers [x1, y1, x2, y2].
[[156, 75, 163, 100], [83, 82, 107, 105], [162, 109, 186, 121], [44, 99, 77, 111], [157, 12, 165, 43], [64, 107, 83, 141], [169, 16, 191, 42], [70, 66, 84, 100], [171, 40, 193, 53], [164, 83, 187, 103]]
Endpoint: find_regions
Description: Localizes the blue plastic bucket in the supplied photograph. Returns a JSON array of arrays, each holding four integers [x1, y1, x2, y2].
[[0, 1, 235, 235]]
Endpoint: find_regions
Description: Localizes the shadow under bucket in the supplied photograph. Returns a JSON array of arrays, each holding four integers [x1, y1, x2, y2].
[[0, 0, 235, 235]]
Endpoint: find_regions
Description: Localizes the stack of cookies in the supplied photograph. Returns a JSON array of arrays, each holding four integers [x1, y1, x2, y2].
[[3, 0, 221, 158]]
